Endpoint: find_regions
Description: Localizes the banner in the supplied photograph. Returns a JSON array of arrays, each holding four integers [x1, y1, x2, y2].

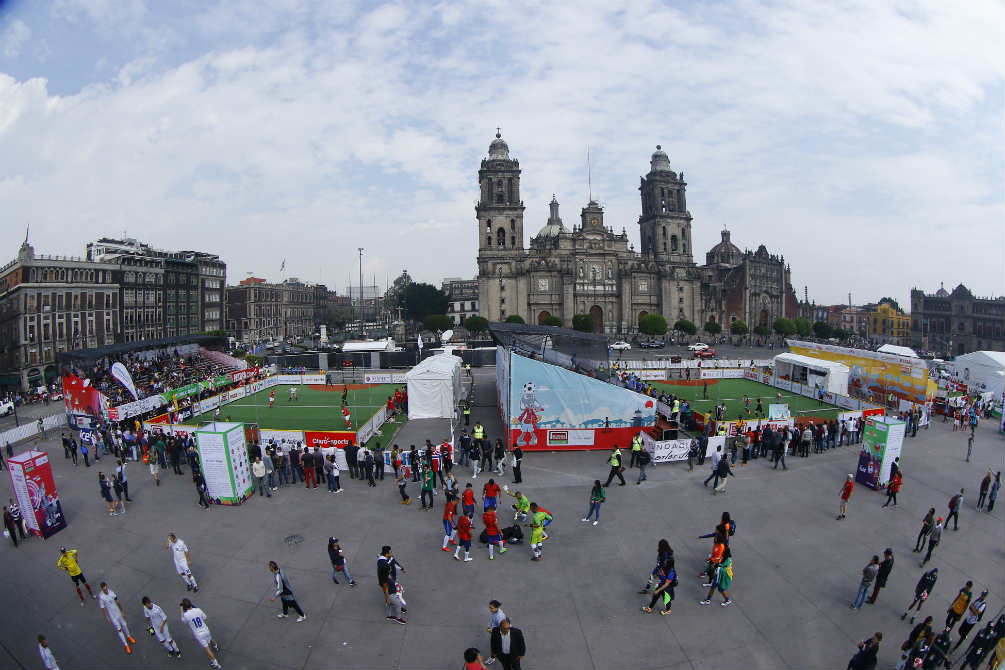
[[7, 450, 66, 539], [259, 429, 305, 445], [363, 373, 407, 384], [636, 370, 668, 381], [303, 430, 358, 449], [356, 407, 388, 447], [110, 362, 140, 401], [106, 394, 166, 421], [768, 403, 791, 420], [855, 416, 906, 490], [700, 369, 746, 379], [276, 374, 325, 385], [705, 435, 727, 458], [640, 433, 691, 462], [61, 374, 108, 418], [230, 367, 260, 383], [194, 423, 253, 506], [508, 352, 655, 451]]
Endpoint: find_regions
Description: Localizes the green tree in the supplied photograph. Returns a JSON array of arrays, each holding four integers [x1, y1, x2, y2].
[[793, 317, 813, 337], [753, 325, 771, 337], [402, 283, 448, 321], [572, 314, 594, 332], [833, 328, 851, 340], [878, 296, 902, 312], [382, 270, 413, 314], [325, 306, 355, 328], [540, 315, 562, 327], [504, 315, 525, 324], [773, 318, 796, 336], [812, 321, 833, 339], [730, 319, 749, 336], [638, 313, 668, 336], [463, 315, 488, 334], [423, 314, 452, 331], [673, 319, 697, 336], [703, 320, 722, 335]]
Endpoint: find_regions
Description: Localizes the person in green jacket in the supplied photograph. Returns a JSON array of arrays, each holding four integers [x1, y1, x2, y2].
[[700, 547, 733, 607], [582, 480, 605, 525], [507, 489, 531, 523], [420, 466, 435, 510]]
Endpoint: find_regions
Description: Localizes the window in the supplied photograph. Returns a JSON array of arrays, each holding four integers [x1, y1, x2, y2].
[[510, 218, 516, 231], [671, 235, 678, 252], [497, 229, 506, 247], [510, 236, 515, 247]]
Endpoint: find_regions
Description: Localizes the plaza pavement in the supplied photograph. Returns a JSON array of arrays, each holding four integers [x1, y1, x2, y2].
[[0, 366, 1002, 669]]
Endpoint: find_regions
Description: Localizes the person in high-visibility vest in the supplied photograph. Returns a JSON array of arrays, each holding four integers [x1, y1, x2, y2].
[[629, 433, 643, 468], [473, 422, 485, 452], [462, 401, 471, 426]]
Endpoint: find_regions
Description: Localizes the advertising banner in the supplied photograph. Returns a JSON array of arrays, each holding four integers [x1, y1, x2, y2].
[[496, 346, 510, 427], [363, 373, 408, 384], [705, 435, 727, 458], [276, 374, 325, 385], [107, 394, 166, 422], [640, 433, 691, 463], [356, 407, 387, 447], [700, 369, 746, 379], [194, 423, 253, 506], [636, 370, 668, 381], [545, 429, 595, 446], [768, 404, 791, 420], [7, 450, 66, 539], [855, 416, 906, 489], [61, 374, 108, 418], [259, 429, 305, 445], [303, 430, 357, 449], [508, 352, 654, 451], [230, 367, 260, 383]]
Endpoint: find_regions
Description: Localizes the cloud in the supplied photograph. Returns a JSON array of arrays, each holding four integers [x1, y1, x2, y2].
[[2, 18, 31, 58], [0, 0, 1002, 305]]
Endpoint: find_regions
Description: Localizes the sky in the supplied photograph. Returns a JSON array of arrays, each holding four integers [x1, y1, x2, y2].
[[1, 0, 1002, 308]]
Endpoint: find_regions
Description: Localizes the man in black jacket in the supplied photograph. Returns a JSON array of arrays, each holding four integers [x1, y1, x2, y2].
[[345, 443, 359, 480], [867, 548, 894, 604], [489, 618, 525, 670]]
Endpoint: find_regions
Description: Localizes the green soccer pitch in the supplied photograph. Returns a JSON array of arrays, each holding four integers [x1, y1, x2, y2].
[[651, 377, 843, 422], [190, 383, 402, 432]]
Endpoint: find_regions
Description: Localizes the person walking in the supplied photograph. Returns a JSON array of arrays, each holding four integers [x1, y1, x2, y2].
[[641, 546, 676, 614], [528, 502, 548, 561], [3, 507, 19, 548], [913, 508, 936, 553], [112, 471, 127, 515], [489, 618, 526, 670], [269, 561, 306, 622], [511, 445, 523, 484], [420, 465, 435, 510], [493, 439, 506, 476], [148, 446, 161, 486], [581, 480, 605, 525], [837, 474, 855, 520], [141, 596, 181, 658], [98, 472, 116, 516], [453, 511, 474, 562], [377, 546, 406, 624], [363, 448, 376, 487], [946, 489, 964, 531], [850, 555, 880, 610], [953, 590, 989, 652], [703, 446, 722, 488], [374, 442, 385, 482], [37, 634, 59, 670], [630, 432, 643, 468], [957, 621, 998, 670], [442, 494, 459, 552], [699, 546, 733, 607], [712, 453, 733, 495], [396, 467, 411, 504], [866, 548, 894, 604], [945, 581, 974, 632], [327, 537, 357, 586], [179, 598, 221, 668], [98, 582, 136, 655], [195, 472, 211, 509], [166, 533, 199, 592], [603, 446, 626, 487], [252, 457, 270, 497], [115, 460, 132, 502], [977, 470, 992, 511], [6, 498, 26, 540], [882, 470, 902, 507], [57, 547, 95, 605], [987, 472, 1000, 513], [636, 447, 651, 485], [483, 506, 507, 560], [847, 632, 882, 670], [901, 568, 938, 623], [479, 437, 494, 476], [920, 518, 942, 567]]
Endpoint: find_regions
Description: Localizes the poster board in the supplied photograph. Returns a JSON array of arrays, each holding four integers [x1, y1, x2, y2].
[[855, 416, 906, 490], [194, 423, 253, 505], [7, 450, 67, 538]]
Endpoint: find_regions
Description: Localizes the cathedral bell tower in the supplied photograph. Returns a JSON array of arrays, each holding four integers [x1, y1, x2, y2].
[[638, 145, 693, 264]]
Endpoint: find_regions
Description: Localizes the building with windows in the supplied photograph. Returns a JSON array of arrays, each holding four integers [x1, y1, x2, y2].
[[442, 278, 479, 325], [226, 277, 333, 345], [474, 132, 798, 334], [910, 283, 1004, 356], [866, 302, 911, 346]]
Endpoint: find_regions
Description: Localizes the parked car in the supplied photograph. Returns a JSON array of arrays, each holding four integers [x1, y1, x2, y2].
[[687, 342, 709, 351], [610, 341, 632, 351], [0, 400, 14, 416], [695, 347, 717, 358], [640, 340, 665, 349]]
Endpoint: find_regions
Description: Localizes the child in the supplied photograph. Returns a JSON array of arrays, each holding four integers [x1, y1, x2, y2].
[[464, 647, 488, 670]]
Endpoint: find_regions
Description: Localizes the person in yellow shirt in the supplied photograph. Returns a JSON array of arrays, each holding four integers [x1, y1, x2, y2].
[[57, 547, 95, 605]]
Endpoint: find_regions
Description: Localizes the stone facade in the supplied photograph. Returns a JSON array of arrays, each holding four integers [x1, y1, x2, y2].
[[910, 283, 1005, 356], [475, 133, 798, 335]]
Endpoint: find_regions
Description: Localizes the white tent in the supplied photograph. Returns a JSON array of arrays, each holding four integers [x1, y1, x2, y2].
[[950, 351, 1005, 398], [877, 343, 918, 358], [405, 353, 463, 420], [772, 352, 850, 395]]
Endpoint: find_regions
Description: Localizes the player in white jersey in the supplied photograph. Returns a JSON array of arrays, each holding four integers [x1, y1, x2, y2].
[[167, 533, 199, 591], [289, 386, 298, 401], [180, 598, 221, 668], [37, 634, 59, 670], [142, 596, 181, 658], [98, 582, 136, 654]]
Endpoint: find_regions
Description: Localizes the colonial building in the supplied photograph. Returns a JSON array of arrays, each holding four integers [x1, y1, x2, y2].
[[226, 277, 322, 345], [442, 278, 479, 326], [910, 283, 1005, 356], [474, 132, 797, 334], [866, 302, 911, 346]]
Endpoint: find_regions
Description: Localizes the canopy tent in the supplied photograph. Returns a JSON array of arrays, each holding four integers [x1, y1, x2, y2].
[[773, 352, 850, 395], [877, 344, 918, 358], [405, 353, 463, 420], [949, 351, 1005, 399]]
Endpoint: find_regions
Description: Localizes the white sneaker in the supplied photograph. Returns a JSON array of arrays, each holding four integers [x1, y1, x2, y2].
[[592, 521, 598, 526], [581, 518, 589, 522], [464, 556, 473, 562], [276, 613, 287, 619], [296, 615, 306, 622]]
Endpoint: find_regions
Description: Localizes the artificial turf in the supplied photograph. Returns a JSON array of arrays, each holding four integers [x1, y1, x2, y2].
[[191, 383, 402, 431], [651, 378, 843, 421]]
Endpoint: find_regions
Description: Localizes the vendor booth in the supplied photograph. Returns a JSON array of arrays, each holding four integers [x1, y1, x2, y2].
[[405, 353, 463, 420], [772, 352, 850, 396]]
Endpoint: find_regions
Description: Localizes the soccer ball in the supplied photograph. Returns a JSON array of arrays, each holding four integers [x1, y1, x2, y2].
[[523, 381, 535, 394]]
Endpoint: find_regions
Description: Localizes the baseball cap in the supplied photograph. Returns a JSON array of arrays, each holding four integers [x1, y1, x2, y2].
[[937, 517, 943, 522]]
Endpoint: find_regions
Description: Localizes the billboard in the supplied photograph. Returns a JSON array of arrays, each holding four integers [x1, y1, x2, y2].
[[7, 450, 66, 539], [507, 352, 654, 451], [194, 423, 253, 506], [855, 416, 906, 490], [303, 430, 357, 449]]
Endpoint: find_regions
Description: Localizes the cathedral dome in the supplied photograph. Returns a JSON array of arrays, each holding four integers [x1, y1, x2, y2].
[[535, 194, 566, 238], [705, 228, 742, 267], [649, 145, 672, 173], [934, 282, 949, 298], [488, 130, 510, 160]]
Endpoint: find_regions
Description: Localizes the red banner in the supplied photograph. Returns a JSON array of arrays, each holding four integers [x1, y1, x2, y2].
[[303, 430, 357, 449], [230, 367, 260, 383], [61, 374, 108, 418]]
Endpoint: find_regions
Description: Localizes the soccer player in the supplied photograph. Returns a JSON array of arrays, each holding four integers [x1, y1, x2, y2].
[[56, 547, 95, 605], [442, 494, 458, 551], [268, 390, 275, 408], [482, 478, 501, 512], [537, 503, 554, 541], [454, 511, 474, 562], [482, 506, 506, 560], [37, 634, 59, 670], [166, 533, 199, 592], [142, 596, 181, 658], [529, 502, 550, 561], [341, 385, 348, 406], [461, 483, 476, 519], [342, 405, 351, 429], [289, 386, 298, 402], [180, 598, 221, 668], [506, 488, 530, 523], [98, 582, 136, 654]]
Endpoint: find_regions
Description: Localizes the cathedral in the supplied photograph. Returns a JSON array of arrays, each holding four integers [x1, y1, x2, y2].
[[475, 132, 799, 335]]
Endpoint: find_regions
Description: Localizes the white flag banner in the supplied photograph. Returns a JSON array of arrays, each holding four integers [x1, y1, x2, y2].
[[417, 334, 423, 351], [110, 362, 140, 400]]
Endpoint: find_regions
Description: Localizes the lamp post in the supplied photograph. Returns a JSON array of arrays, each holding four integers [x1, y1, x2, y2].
[[358, 248, 364, 335]]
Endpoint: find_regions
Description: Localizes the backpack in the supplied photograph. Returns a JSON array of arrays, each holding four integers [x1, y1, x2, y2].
[[728, 520, 736, 536]]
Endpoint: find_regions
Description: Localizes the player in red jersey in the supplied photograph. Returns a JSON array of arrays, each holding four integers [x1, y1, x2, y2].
[[461, 483, 476, 519], [482, 479, 501, 511], [453, 513, 474, 562], [441, 495, 458, 551], [268, 390, 275, 408], [482, 507, 506, 560], [342, 406, 351, 430]]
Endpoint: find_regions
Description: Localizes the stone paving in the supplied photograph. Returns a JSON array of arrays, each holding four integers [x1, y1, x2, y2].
[[0, 367, 1002, 669]]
